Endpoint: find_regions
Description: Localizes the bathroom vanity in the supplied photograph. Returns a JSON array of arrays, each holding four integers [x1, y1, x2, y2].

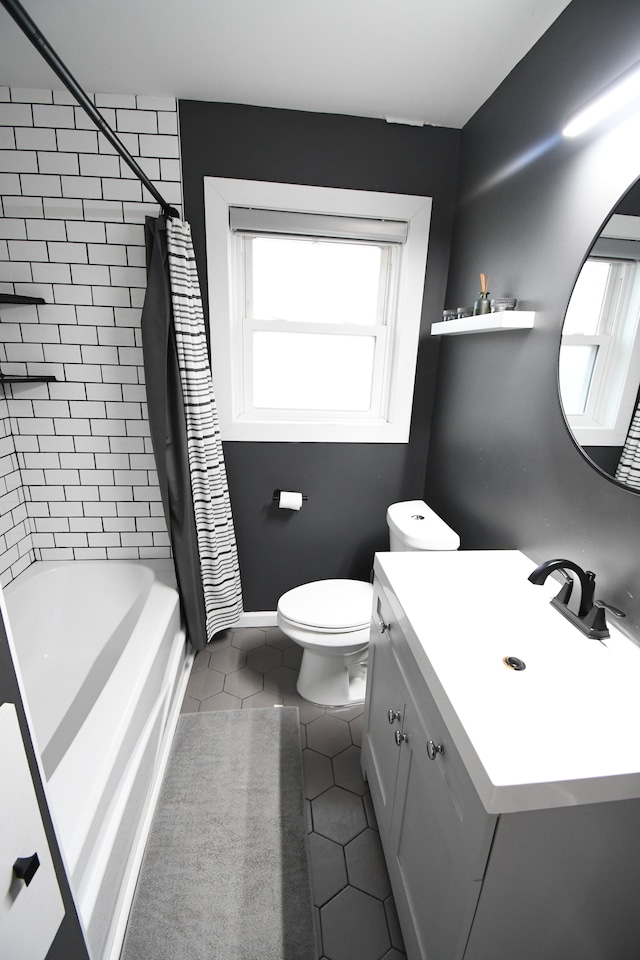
[[362, 551, 640, 960]]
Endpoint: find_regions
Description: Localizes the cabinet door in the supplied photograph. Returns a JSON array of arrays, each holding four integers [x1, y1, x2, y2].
[[361, 632, 407, 841], [388, 693, 482, 960]]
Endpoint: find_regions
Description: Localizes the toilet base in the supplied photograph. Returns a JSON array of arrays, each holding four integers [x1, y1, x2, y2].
[[296, 646, 368, 707]]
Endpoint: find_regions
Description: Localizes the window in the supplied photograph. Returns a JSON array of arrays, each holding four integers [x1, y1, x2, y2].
[[559, 245, 640, 446], [204, 178, 431, 442]]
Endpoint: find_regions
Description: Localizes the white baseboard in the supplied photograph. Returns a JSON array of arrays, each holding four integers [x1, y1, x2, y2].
[[237, 611, 278, 628]]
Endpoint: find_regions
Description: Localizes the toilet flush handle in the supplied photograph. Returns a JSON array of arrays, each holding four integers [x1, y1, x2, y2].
[[376, 615, 389, 635]]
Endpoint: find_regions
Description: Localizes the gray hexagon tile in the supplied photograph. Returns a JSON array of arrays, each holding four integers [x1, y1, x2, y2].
[[312, 786, 367, 844], [321, 886, 390, 960], [265, 627, 296, 649], [191, 648, 212, 671], [308, 832, 348, 907], [223, 666, 264, 698], [247, 644, 283, 673], [345, 829, 392, 900], [198, 691, 241, 712], [303, 749, 334, 800], [208, 645, 247, 673], [207, 629, 233, 648], [231, 627, 268, 651], [283, 644, 304, 669], [306, 714, 352, 757], [241, 690, 284, 709], [282, 691, 326, 724], [333, 745, 367, 796], [185, 666, 225, 700], [180, 694, 200, 713], [350, 713, 364, 746], [330, 703, 365, 722], [263, 665, 299, 696]]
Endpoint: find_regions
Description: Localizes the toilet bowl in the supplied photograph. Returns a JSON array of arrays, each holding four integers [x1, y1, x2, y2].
[[277, 500, 459, 707], [277, 579, 373, 706]]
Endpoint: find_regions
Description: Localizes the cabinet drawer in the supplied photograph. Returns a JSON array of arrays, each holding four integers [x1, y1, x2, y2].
[[375, 581, 496, 880]]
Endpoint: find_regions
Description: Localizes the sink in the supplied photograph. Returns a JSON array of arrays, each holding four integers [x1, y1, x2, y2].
[[374, 549, 640, 813]]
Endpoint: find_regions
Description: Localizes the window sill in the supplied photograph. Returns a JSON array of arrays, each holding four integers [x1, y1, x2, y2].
[[220, 416, 411, 443]]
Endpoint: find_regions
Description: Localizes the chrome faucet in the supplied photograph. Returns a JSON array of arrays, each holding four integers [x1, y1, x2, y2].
[[527, 558, 624, 640]]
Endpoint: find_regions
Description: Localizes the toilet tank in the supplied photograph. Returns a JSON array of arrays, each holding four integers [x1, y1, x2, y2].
[[386, 500, 460, 551]]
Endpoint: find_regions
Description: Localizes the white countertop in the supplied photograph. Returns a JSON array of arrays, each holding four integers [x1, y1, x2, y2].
[[374, 550, 640, 814]]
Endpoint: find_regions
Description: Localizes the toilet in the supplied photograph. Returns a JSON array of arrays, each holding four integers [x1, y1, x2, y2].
[[276, 500, 460, 706]]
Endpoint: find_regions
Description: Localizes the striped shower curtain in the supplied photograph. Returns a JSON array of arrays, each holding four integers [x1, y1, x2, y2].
[[616, 399, 640, 490], [141, 215, 243, 650]]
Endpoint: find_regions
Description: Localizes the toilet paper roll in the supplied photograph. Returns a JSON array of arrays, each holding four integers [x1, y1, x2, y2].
[[279, 490, 303, 511]]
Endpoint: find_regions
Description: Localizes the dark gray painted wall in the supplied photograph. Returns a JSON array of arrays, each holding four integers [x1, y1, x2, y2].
[[425, 0, 640, 639], [179, 102, 460, 609]]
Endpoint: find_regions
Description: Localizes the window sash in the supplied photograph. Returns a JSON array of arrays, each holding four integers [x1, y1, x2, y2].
[[241, 233, 395, 328], [241, 319, 388, 419]]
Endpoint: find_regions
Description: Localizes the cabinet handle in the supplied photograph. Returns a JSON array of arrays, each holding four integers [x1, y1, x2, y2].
[[376, 615, 390, 634], [13, 852, 40, 886], [395, 730, 408, 746], [388, 709, 402, 724], [426, 739, 444, 760]]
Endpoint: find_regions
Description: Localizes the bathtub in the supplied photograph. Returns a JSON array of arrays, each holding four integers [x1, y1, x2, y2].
[[5, 560, 192, 960]]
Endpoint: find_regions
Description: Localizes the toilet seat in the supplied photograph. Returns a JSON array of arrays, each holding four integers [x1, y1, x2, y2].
[[277, 579, 373, 632]]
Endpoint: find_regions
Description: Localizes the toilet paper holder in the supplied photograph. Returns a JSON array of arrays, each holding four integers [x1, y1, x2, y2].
[[272, 489, 308, 502]]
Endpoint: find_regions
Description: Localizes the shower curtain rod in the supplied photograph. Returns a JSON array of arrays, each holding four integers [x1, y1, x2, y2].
[[1, 0, 179, 218]]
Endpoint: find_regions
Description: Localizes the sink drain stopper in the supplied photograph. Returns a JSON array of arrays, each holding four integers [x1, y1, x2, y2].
[[503, 656, 526, 671]]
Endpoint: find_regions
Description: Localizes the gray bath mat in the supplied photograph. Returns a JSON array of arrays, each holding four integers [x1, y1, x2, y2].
[[121, 708, 316, 960]]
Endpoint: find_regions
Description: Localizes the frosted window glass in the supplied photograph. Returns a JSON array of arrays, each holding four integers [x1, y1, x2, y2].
[[559, 344, 598, 414], [252, 331, 376, 410], [252, 237, 382, 325], [563, 261, 610, 335]]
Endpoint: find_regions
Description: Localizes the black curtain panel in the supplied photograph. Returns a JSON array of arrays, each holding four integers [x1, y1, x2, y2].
[[141, 216, 209, 650]]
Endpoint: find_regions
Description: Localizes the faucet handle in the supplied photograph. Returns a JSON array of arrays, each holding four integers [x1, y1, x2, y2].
[[594, 599, 626, 619], [580, 598, 625, 641]]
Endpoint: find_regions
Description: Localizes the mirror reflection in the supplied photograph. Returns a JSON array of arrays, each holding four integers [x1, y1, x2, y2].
[[559, 181, 640, 490]]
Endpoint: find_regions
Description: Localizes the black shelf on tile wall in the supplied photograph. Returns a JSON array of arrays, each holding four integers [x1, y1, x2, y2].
[[0, 374, 57, 385], [0, 293, 56, 385], [0, 294, 46, 306]]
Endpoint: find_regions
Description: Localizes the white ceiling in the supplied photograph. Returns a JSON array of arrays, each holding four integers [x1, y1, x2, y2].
[[0, 0, 572, 129]]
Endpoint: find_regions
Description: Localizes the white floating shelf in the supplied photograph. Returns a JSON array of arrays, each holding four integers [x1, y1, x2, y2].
[[431, 311, 535, 336]]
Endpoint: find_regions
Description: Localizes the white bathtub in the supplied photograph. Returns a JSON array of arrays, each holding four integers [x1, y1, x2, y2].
[[5, 560, 192, 960]]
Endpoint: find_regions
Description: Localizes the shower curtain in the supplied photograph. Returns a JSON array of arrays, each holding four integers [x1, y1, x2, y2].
[[141, 215, 243, 651], [616, 397, 640, 490]]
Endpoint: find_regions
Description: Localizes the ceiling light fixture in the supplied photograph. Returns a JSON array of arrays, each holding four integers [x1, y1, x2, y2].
[[563, 61, 640, 138]]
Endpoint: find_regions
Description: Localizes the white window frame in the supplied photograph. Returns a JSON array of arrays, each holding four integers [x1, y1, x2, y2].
[[204, 177, 432, 442], [561, 251, 640, 446]]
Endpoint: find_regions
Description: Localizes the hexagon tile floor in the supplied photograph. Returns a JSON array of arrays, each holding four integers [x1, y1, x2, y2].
[[181, 625, 406, 960]]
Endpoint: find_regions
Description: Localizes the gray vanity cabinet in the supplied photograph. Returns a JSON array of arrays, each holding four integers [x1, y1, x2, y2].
[[362, 566, 640, 960], [363, 579, 495, 960]]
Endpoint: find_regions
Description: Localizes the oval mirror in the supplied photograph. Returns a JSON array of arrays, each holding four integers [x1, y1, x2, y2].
[[559, 179, 640, 491]]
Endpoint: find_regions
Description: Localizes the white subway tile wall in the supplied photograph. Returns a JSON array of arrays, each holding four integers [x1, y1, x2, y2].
[[0, 86, 182, 585]]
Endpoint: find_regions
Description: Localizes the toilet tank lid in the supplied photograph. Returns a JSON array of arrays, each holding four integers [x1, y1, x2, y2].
[[387, 500, 460, 550], [278, 579, 374, 629]]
